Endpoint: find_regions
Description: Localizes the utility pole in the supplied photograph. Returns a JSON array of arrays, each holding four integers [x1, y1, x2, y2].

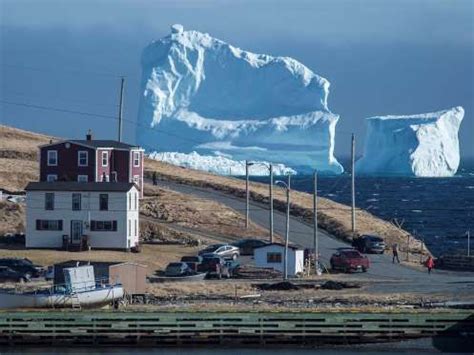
[[269, 164, 274, 243], [245, 160, 250, 229], [351, 133, 356, 237], [284, 173, 291, 280], [117, 77, 125, 142], [313, 170, 318, 274]]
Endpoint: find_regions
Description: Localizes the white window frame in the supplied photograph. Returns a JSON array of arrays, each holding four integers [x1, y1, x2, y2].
[[133, 151, 140, 167], [134, 219, 138, 237], [46, 174, 57, 182], [134, 192, 138, 211], [78, 151, 88, 167], [101, 174, 109, 182], [101, 151, 108, 167], [128, 219, 132, 237], [47, 150, 57, 166], [77, 175, 88, 182]]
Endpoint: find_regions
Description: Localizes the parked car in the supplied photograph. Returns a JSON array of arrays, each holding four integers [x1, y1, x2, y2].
[[198, 244, 240, 260], [330, 248, 370, 273], [197, 256, 239, 279], [164, 262, 194, 277], [180, 256, 203, 272], [0, 258, 43, 278], [0, 266, 30, 283], [231, 239, 269, 256], [352, 235, 386, 254]]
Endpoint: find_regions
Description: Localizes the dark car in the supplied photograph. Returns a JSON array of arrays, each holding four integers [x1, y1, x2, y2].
[[352, 235, 386, 254], [180, 256, 203, 272], [231, 239, 269, 256], [164, 262, 194, 277], [0, 258, 42, 278], [0, 266, 30, 283], [330, 248, 370, 273], [198, 244, 240, 260]]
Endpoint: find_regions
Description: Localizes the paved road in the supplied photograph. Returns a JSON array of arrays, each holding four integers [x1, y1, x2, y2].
[[156, 180, 474, 295]]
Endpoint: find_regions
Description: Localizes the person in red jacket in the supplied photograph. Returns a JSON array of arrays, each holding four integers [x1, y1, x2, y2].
[[425, 256, 435, 274]]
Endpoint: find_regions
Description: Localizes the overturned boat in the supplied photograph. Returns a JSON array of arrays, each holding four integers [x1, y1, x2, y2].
[[0, 265, 123, 309]]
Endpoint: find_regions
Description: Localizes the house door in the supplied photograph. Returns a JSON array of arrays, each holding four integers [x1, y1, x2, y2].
[[70, 220, 83, 244]]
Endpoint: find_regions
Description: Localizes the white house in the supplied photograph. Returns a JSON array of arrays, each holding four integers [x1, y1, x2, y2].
[[254, 243, 304, 277], [25, 182, 140, 250]]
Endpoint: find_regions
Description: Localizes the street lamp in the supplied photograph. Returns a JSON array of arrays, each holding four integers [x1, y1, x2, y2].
[[275, 174, 291, 280]]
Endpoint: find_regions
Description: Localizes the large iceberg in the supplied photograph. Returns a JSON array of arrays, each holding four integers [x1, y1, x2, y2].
[[137, 24, 343, 174], [356, 107, 464, 177]]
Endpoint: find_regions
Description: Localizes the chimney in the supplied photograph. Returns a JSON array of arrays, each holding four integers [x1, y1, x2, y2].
[[86, 129, 92, 141]]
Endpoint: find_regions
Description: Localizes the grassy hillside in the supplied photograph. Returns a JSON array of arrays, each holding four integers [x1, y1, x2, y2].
[[0, 124, 427, 257]]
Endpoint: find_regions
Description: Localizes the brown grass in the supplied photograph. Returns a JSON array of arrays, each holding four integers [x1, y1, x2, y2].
[[0, 243, 199, 276], [0, 201, 25, 235]]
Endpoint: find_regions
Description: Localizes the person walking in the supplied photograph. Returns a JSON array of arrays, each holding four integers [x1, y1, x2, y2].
[[425, 256, 435, 274], [392, 243, 400, 263]]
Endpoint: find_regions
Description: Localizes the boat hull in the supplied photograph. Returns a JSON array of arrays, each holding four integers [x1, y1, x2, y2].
[[0, 286, 124, 309]]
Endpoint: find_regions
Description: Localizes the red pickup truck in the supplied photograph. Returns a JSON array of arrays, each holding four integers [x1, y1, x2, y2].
[[330, 248, 370, 273]]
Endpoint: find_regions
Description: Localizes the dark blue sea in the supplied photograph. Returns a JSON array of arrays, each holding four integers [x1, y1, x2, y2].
[[249, 158, 474, 257]]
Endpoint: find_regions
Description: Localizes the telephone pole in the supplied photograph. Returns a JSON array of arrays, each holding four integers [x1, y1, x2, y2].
[[269, 164, 274, 243], [351, 133, 356, 237], [313, 170, 318, 274], [117, 77, 125, 142]]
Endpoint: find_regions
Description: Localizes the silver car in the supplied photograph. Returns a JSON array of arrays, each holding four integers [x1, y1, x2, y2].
[[198, 244, 240, 260]]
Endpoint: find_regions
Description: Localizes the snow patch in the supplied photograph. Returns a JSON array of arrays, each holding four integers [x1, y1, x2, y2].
[[148, 151, 296, 176]]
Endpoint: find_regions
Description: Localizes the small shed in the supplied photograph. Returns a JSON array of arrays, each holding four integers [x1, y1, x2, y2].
[[53, 260, 147, 294], [254, 243, 304, 277]]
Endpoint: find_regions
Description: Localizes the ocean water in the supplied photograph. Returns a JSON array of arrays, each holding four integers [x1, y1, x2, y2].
[[249, 158, 474, 257]]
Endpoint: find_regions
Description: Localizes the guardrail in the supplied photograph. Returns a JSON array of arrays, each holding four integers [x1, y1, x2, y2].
[[438, 255, 474, 271], [0, 310, 472, 350]]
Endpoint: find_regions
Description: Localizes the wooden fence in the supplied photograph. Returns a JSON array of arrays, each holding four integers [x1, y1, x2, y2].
[[0, 310, 472, 348]]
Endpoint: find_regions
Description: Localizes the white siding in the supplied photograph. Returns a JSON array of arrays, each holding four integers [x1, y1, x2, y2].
[[254, 244, 304, 277], [26, 186, 140, 250]]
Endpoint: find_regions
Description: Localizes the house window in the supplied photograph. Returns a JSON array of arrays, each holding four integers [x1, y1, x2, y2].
[[47, 150, 57, 166], [128, 193, 131, 210], [36, 220, 63, 231], [134, 192, 138, 210], [72, 193, 81, 211], [90, 220, 117, 232], [267, 252, 282, 263], [101, 151, 108, 167], [128, 219, 131, 237], [134, 219, 138, 237], [45, 193, 54, 210], [133, 151, 140, 167], [77, 175, 88, 182], [46, 174, 57, 182], [99, 194, 108, 211], [78, 151, 88, 166], [101, 174, 109, 182]]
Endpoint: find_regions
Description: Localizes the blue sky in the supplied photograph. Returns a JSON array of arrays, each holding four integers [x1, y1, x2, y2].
[[0, 0, 472, 158]]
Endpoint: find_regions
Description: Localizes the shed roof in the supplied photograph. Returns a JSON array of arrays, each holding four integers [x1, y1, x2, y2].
[[254, 243, 302, 251], [25, 181, 137, 192], [69, 139, 141, 150]]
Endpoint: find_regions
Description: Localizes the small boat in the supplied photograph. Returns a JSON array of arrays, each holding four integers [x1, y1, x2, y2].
[[149, 272, 207, 283], [0, 265, 123, 309]]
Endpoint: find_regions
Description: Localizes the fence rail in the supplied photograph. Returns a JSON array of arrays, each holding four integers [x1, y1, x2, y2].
[[0, 310, 472, 347]]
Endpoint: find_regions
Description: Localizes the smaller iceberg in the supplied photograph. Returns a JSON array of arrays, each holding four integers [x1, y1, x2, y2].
[[148, 151, 296, 176], [356, 106, 464, 177]]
